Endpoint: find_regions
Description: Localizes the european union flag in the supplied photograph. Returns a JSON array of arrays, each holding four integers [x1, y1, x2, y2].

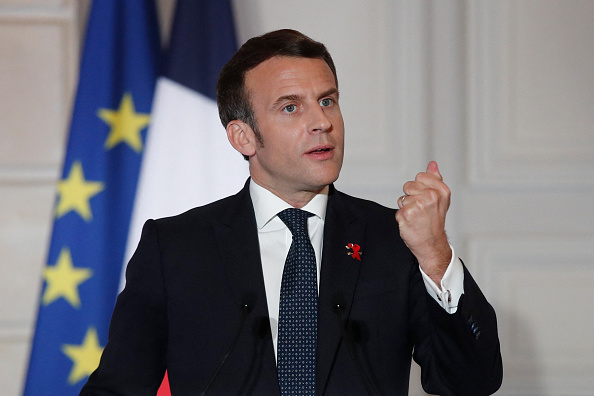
[[23, 1, 161, 394]]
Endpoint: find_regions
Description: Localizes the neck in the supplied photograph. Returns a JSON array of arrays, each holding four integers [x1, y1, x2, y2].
[[250, 177, 329, 209]]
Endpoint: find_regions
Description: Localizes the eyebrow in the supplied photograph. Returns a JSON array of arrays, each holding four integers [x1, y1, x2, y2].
[[320, 88, 339, 100], [270, 94, 303, 110], [270, 88, 340, 111]]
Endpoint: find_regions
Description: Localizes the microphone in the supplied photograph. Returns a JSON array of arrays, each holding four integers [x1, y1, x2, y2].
[[332, 296, 380, 396], [199, 297, 253, 396]]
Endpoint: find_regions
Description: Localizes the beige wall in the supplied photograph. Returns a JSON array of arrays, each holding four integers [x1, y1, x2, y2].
[[1, 2, 77, 394], [1, 0, 593, 394]]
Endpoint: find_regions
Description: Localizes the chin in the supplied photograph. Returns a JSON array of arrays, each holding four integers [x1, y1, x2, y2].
[[312, 169, 341, 188]]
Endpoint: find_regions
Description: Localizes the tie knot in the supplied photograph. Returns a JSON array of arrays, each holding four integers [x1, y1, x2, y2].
[[277, 208, 314, 236]]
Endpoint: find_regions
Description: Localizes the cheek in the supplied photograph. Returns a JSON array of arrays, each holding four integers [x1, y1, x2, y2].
[[261, 135, 298, 167], [331, 116, 345, 140]]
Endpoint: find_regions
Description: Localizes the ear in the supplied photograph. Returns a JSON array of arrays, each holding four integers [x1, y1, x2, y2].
[[226, 120, 256, 158]]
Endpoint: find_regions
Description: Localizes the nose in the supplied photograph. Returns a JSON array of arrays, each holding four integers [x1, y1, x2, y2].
[[309, 105, 332, 134]]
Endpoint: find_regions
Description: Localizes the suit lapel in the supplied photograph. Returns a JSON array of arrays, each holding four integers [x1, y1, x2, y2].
[[214, 182, 267, 309], [317, 187, 366, 394], [212, 180, 280, 393]]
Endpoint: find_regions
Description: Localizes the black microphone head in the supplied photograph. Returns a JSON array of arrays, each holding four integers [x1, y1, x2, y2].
[[331, 292, 347, 314], [332, 304, 344, 314], [240, 292, 256, 315], [240, 304, 252, 315]]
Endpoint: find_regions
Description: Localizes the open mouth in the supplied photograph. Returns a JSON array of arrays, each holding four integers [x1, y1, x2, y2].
[[307, 147, 332, 154]]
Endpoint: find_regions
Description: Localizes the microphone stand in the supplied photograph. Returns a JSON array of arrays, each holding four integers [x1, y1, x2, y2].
[[199, 303, 251, 396], [333, 304, 380, 396]]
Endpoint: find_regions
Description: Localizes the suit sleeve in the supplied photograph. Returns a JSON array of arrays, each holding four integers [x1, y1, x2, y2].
[[411, 263, 503, 396], [80, 219, 168, 395]]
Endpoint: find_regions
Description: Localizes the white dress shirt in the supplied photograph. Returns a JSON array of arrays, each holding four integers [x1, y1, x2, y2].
[[249, 180, 464, 357]]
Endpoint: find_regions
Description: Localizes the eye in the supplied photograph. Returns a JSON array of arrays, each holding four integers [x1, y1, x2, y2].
[[320, 98, 333, 107], [283, 104, 297, 113]]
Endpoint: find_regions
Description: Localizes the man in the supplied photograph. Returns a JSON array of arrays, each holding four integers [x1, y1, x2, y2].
[[82, 29, 502, 395]]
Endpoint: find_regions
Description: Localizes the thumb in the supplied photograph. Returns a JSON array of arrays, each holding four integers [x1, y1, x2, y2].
[[426, 161, 443, 179]]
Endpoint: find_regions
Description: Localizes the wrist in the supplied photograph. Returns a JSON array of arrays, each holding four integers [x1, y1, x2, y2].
[[416, 243, 452, 284]]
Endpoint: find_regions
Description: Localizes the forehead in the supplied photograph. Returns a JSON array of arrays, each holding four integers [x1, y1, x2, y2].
[[245, 56, 337, 102]]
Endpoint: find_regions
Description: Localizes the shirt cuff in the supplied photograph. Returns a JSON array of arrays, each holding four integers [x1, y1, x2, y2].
[[419, 245, 465, 314]]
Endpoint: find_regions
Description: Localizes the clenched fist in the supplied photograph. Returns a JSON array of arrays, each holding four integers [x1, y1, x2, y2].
[[396, 161, 452, 284]]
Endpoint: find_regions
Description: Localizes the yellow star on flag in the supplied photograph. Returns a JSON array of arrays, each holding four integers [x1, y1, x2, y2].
[[55, 161, 104, 221], [42, 247, 92, 308], [62, 327, 104, 385], [98, 92, 150, 153]]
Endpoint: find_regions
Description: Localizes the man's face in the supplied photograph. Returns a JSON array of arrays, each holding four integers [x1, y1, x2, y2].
[[243, 56, 344, 200]]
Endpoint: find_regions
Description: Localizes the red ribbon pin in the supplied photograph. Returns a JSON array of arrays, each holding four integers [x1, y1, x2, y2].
[[346, 243, 362, 261]]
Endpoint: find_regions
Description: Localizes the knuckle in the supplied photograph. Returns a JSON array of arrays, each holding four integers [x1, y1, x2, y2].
[[437, 182, 450, 197], [399, 207, 413, 222], [426, 189, 440, 203]]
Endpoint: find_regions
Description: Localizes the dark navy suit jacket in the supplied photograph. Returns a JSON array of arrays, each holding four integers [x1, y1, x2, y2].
[[81, 181, 502, 395]]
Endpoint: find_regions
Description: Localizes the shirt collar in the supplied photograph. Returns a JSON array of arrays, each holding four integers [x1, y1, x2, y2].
[[250, 179, 328, 230]]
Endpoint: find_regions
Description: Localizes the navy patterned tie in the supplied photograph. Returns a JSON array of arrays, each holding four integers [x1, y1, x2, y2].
[[277, 208, 317, 395]]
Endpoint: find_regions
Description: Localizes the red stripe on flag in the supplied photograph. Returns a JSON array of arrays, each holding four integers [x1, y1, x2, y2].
[[157, 371, 171, 396]]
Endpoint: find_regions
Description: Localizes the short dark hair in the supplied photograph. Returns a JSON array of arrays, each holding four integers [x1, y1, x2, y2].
[[216, 29, 338, 160]]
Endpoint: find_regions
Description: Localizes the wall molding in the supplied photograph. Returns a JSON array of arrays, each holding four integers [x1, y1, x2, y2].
[[467, 234, 594, 394], [466, 0, 594, 188]]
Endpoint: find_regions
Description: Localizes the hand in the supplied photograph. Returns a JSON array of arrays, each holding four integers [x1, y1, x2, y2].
[[396, 161, 452, 284]]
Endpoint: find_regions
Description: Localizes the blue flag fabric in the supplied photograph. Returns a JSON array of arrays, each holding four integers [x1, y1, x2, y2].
[[23, 1, 160, 394], [164, 0, 237, 99]]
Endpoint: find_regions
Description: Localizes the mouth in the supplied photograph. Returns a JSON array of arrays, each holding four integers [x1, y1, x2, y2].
[[305, 145, 335, 160], [306, 146, 333, 154]]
